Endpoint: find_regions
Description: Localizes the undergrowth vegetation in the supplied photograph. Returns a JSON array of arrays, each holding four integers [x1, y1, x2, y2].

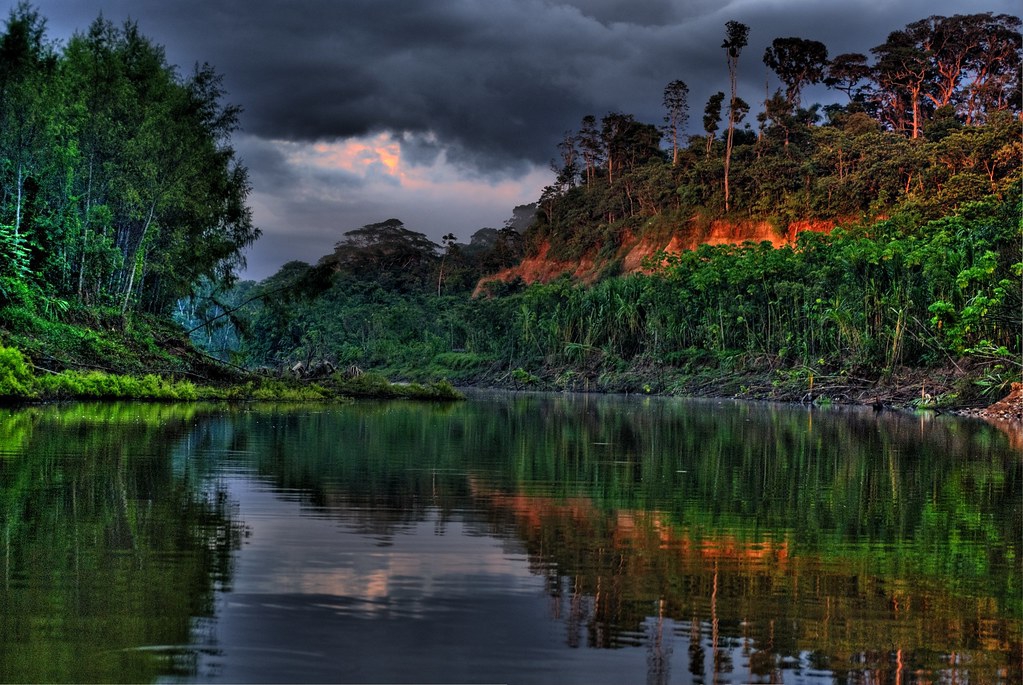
[[0, 344, 463, 403]]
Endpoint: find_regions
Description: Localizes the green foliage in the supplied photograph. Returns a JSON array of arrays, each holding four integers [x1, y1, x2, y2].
[[511, 367, 539, 386], [0, 223, 30, 280], [0, 340, 461, 402], [973, 364, 1019, 397], [34, 370, 203, 400], [0, 8, 258, 319], [229, 193, 1020, 397], [0, 345, 34, 397]]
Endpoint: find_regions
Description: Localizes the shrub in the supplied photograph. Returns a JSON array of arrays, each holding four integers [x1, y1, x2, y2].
[[0, 346, 35, 398]]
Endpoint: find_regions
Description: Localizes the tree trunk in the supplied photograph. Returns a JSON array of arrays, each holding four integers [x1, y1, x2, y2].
[[120, 202, 157, 316], [14, 162, 21, 238], [78, 159, 93, 299], [724, 126, 733, 211]]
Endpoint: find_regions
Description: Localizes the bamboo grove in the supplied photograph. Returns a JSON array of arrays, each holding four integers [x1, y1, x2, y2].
[[0, 4, 258, 319]]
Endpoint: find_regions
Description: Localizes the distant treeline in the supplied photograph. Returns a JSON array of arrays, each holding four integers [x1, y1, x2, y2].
[[189, 190, 1018, 403]]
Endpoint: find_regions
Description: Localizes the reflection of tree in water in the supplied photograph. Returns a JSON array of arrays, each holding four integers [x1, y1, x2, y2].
[[0, 403, 245, 683], [471, 479, 1021, 684], [184, 397, 1021, 683], [645, 597, 671, 685]]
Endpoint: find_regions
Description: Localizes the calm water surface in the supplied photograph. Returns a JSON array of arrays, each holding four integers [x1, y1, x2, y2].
[[0, 393, 1019, 683]]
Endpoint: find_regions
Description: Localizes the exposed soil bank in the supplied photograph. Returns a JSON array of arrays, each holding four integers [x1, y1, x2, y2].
[[476, 217, 840, 293]]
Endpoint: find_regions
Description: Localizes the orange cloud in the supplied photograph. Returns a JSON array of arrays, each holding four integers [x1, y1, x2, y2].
[[278, 133, 549, 208], [287, 133, 403, 178]]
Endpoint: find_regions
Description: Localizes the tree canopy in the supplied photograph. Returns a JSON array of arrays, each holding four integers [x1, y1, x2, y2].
[[0, 3, 258, 319]]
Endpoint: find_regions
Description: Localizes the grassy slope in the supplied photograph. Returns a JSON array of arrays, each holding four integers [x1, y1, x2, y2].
[[0, 307, 461, 402]]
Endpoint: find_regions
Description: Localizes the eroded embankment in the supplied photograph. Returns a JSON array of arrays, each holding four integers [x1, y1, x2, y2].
[[475, 217, 838, 293]]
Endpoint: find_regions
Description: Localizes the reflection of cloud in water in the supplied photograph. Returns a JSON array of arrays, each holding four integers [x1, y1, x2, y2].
[[223, 477, 537, 616], [187, 397, 1020, 684], [200, 476, 658, 684]]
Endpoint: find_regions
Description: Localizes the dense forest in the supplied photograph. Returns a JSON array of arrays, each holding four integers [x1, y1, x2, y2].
[[0, 3, 257, 319], [0, 3, 269, 395], [0, 6, 1020, 406], [174, 10, 1020, 406]]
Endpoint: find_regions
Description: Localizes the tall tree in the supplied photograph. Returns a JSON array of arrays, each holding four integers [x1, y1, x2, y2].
[[0, 2, 53, 240], [577, 115, 602, 187], [702, 91, 725, 158], [825, 53, 871, 102], [600, 112, 631, 185], [662, 79, 690, 166], [59, 17, 128, 303], [870, 28, 932, 138], [914, 14, 982, 112], [962, 13, 1022, 123], [437, 232, 457, 296], [722, 20, 750, 211], [762, 36, 828, 108], [554, 130, 578, 189]]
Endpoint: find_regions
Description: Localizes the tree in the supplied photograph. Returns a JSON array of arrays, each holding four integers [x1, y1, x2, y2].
[[38, 17, 259, 315], [0, 2, 54, 241], [762, 36, 829, 108], [870, 28, 931, 138], [600, 112, 661, 185], [722, 20, 750, 211], [914, 14, 982, 113], [962, 13, 1022, 123], [554, 131, 578, 189], [662, 79, 690, 166], [321, 219, 440, 292], [702, 91, 725, 158], [577, 115, 602, 186], [601, 112, 631, 185], [485, 226, 525, 273], [437, 232, 457, 295], [760, 90, 795, 147], [825, 53, 871, 102]]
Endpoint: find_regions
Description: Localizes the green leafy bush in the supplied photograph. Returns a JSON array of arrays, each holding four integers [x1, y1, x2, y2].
[[0, 346, 35, 398]]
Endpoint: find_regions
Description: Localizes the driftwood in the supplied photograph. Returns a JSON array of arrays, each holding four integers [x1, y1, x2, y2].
[[289, 359, 339, 380]]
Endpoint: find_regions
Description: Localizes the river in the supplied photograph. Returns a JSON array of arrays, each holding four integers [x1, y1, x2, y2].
[[0, 392, 1019, 683]]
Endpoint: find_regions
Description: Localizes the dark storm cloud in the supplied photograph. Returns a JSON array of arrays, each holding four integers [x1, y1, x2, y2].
[[34, 0, 1019, 176], [20, 0, 1023, 278]]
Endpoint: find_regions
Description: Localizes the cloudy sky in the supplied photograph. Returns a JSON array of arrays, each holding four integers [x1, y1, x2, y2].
[[24, 0, 1021, 280]]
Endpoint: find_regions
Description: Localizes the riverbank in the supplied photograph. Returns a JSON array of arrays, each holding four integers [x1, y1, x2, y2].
[[424, 355, 1018, 413], [0, 308, 1012, 415], [0, 343, 462, 404], [447, 360, 1023, 446]]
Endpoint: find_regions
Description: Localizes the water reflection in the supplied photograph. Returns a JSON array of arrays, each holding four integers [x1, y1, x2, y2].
[[0, 403, 243, 683], [0, 396, 1019, 683]]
